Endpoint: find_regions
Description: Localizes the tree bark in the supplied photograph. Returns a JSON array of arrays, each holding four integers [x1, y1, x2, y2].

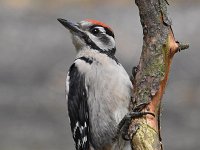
[[129, 0, 189, 150]]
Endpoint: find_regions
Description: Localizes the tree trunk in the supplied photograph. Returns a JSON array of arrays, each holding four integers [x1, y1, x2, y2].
[[129, 0, 189, 149]]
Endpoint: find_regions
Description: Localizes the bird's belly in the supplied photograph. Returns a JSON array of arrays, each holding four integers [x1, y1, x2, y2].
[[87, 69, 131, 149]]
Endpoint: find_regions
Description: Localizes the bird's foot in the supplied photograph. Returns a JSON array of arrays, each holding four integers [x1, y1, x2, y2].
[[118, 102, 155, 140]]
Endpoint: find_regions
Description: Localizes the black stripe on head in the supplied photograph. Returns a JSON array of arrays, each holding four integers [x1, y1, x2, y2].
[[90, 25, 115, 38], [82, 33, 101, 50], [81, 34, 118, 63], [104, 27, 115, 38]]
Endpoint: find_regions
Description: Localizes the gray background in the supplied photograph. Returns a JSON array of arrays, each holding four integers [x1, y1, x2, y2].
[[0, 0, 199, 150]]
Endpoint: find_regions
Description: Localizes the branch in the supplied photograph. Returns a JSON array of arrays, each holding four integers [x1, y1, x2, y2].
[[129, 0, 189, 149]]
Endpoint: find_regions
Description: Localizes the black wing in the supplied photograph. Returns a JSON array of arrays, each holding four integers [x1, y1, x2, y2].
[[67, 63, 90, 150]]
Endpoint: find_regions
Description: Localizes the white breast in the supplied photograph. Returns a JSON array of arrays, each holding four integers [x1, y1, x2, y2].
[[75, 49, 133, 148]]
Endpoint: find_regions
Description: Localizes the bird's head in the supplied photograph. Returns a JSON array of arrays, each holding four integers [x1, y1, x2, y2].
[[58, 18, 116, 55]]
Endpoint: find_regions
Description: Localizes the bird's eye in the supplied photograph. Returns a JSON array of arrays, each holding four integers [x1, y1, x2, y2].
[[91, 28, 100, 35]]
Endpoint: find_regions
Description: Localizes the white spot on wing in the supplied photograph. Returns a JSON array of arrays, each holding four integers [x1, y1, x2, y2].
[[66, 72, 70, 99], [80, 126, 84, 134], [84, 122, 87, 127], [82, 136, 87, 144], [79, 122, 88, 134], [73, 122, 80, 137], [77, 139, 81, 148]]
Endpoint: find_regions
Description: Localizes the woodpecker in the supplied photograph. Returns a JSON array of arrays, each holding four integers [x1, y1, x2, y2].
[[58, 18, 133, 150]]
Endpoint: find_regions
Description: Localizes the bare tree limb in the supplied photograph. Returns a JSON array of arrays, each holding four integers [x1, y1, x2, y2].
[[129, 0, 189, 149]]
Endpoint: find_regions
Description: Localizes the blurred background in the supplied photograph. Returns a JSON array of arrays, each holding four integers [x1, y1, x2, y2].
[[0, 0, 199, 150]]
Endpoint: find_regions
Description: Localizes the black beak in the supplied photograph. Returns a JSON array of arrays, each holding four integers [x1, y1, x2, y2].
[[57, 18, 84, 37]]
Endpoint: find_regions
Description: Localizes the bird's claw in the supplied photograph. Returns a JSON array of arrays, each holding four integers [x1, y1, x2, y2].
[[118, 102, 155, 141]]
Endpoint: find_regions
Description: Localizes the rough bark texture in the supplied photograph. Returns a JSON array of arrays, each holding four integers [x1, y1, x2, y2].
[[129, 0, 189, 150]]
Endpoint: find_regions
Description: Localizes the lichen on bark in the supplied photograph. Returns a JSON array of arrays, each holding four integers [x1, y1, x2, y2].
[[129, 0, 185, 150], [131, 121, 160, 150], [133, 0, 169, 106]]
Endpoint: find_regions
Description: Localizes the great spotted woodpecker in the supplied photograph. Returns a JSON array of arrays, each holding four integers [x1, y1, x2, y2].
[[58, 18, 133, 150]]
